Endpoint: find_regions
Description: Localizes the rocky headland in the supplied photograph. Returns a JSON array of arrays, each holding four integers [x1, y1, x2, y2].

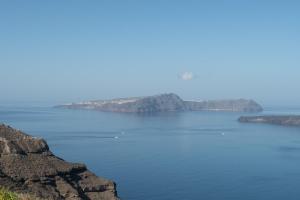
[[0, 124, 119, 200], [238, 115, 300, 126], [56, 93, 263, 113]]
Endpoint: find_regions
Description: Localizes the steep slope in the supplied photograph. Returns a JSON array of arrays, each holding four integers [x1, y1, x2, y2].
[[0, 124, 119, 200]]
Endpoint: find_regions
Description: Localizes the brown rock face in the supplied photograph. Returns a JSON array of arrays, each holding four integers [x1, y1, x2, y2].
[[0, 124, 119, 200]]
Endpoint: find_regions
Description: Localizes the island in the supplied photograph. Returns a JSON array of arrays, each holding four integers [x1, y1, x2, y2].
[[56, 93, 263, 113], [238, 115, 300, 126], [0, 124, 119, 200]]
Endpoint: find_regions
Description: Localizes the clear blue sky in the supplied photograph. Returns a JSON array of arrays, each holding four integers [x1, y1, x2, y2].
[[0, 1, 299, 106]]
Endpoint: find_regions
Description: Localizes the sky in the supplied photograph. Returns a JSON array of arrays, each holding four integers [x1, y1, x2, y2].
[[0, 0, 299, 106]]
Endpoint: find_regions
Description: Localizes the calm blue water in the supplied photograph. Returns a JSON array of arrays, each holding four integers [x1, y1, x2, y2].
[[1, 105, 300, 200]]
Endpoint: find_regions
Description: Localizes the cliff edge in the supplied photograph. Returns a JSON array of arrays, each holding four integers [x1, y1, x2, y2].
[[0, 124, 119, 200]]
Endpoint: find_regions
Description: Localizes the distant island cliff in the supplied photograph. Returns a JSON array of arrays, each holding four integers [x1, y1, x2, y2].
[[56, 93, 263, 113], [239, 115, 300, 126], [0, 124, 119, 200]]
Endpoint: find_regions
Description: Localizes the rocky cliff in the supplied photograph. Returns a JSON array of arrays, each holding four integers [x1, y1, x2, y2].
[[56, 93, 263, 113], [238, 115, 300, 126], [0, 124, 119, 200]]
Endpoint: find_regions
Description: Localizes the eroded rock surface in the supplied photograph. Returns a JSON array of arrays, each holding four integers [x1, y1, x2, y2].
[[0, 124, 119, 200]]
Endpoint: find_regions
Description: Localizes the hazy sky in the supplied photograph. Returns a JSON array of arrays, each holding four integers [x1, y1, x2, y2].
[[1, 1, 299, 106]]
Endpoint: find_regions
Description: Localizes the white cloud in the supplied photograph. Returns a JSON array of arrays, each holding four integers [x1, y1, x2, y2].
[[180, 72, 194, 81]]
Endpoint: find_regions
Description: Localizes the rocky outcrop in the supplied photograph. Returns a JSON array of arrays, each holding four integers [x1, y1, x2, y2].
[[0, 124, 119, 200], [56, 93, 263, 113], [238, 115, 300, 126]]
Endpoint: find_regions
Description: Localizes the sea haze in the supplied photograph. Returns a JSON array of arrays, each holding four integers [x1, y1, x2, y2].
[[1, 105, 300, 200]]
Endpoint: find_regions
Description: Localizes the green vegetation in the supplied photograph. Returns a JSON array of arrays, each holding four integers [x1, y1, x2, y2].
[[0, 188, 44, 200], [0, 188, 18, 200]]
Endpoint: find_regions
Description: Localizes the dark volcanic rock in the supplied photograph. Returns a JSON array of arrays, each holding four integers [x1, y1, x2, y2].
[[238, 115, 300, 126], [56, 93, 263, 113], [134, 93, 186, 113], [0, 124, 119, 200]]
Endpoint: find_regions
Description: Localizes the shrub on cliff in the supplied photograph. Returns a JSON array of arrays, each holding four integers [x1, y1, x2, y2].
[[0, 188, 18, 200]]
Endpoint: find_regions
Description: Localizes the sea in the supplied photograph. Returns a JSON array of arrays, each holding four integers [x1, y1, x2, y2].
[[1, 104, 300, 200]]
